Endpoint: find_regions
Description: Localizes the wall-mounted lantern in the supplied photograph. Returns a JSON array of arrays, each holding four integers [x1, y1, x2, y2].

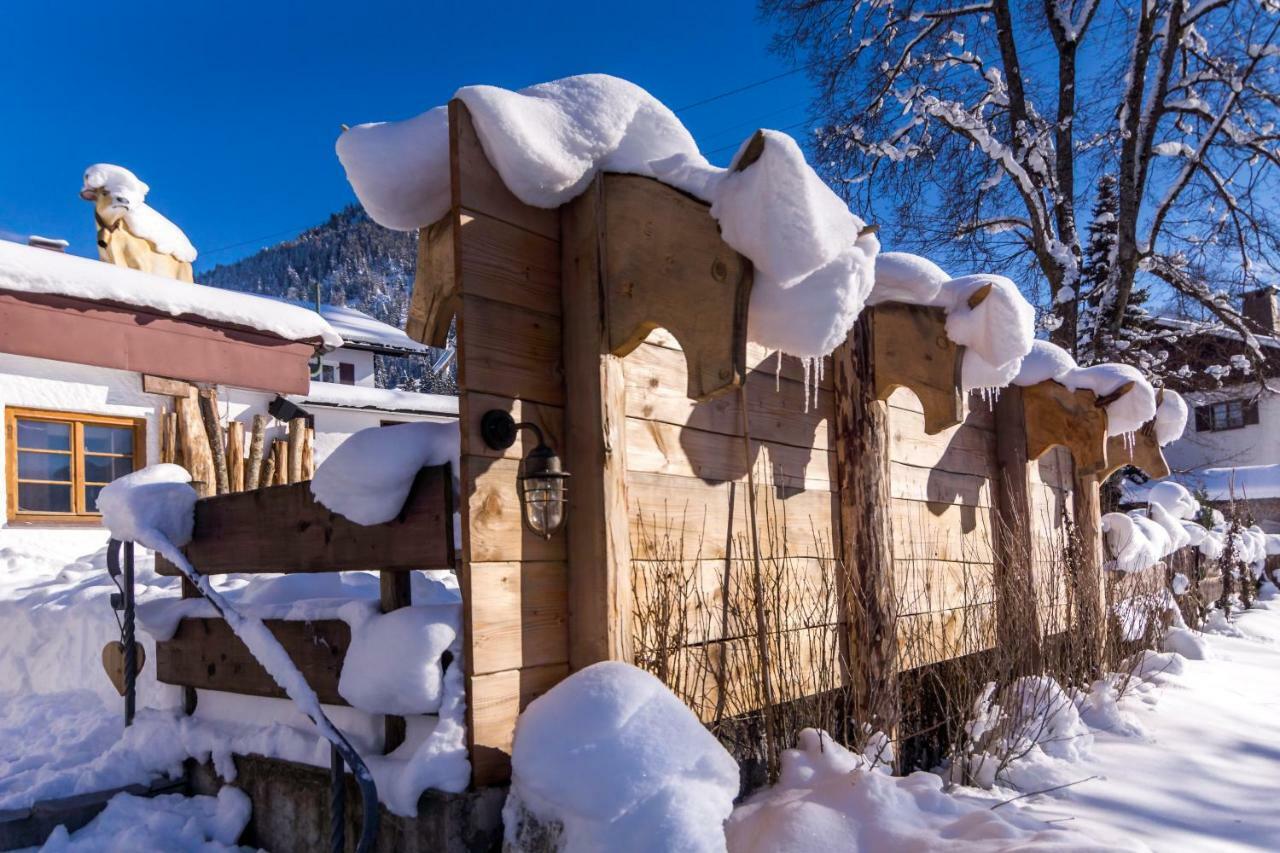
[[480, 410, 569, 539]]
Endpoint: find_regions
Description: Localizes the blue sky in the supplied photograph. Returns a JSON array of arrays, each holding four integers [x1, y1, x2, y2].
[[0, 0, 814, 272]]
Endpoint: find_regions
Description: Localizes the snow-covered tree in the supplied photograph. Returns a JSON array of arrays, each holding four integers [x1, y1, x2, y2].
[[765, 0, 1280, 376]]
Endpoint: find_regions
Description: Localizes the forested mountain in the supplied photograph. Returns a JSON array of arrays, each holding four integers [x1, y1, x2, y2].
[[197, 206, 455, 393]]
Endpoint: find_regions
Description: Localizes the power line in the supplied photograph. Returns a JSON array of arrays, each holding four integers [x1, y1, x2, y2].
[[201, 224, 317, 258], [673, 68, 807, 113]]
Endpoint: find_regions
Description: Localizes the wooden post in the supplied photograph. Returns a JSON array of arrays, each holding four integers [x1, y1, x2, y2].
[[226, 421, 245, 493], [992, 387, 1041, 665], [1072, 473, 1107, 672], [302, 427, 316, 480], [380, 571, 412, 753], [561, 178, 633, 668], [832, 312, 899, 739], [272, 440, 288, 486], [159, 409, 177, 465], [260, 442, 277, 489], [180, 577, 200, 715], [287, 418, 306, 484], [175, 389, 214, 498], [197, 388, 229, 495], [245, 415, 267, 491]]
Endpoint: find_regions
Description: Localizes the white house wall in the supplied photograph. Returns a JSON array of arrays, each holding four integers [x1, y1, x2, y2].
[[1162, 383, 1280, 473], [1, 352, 448, 556]]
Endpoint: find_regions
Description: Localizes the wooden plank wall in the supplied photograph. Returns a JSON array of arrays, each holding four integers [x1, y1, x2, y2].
[[445, 102, 570, 786], [625, 329, 842, 722], [885, 388, 999, 670], [1028, 446, 1076, 634]]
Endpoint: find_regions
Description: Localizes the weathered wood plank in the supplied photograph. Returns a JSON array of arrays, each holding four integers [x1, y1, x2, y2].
[[890, 499, 996, 564], [156, 618, 351, 705], [888, 410, 996, 478], [406, 216, 458, 348], [626, 417, 833, 491], [599, 173, 751, 401], [462, 393, 564, 462], [889, 462, 994, 507], [463, 456, 566, 563], [155, 465, 454, 575], [457, 294, 562, 405], [142, 374, 195, 397], [641, 327, 833, 391], [468, 664, 567, 785], [622, 341, 832, 451], [897, 603, 997, 670], [873, 303, 963, 434], [457, 211, 561, 315], [468, 561, 568, 676], [632, 556, 839, 646], [628, 471, 838, 561], [887, 386, 996, 431], [894, 559, 996, 617]]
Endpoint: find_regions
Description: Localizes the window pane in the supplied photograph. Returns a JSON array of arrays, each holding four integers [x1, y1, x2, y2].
[[17, 482, 72, 513], [85, 454, 134, 483], [17, 420, 71, 451], [84, 425, 133, 454], [84, 485, 105, 513], [17, 450, 71, 482]]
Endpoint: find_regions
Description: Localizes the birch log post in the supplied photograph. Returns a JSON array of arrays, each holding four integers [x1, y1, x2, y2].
[[175, 389, 214, 497], [272, 440, 288, 486], [226, 421, 245, 493], [160, 409, 177, 464], [833, 311, 900, 745], [245, 415, 267, 491], [287, 418, 306, 484], [198, 388, 229, 495], [259, 448, 276, 491], [302, 427, 316, 480]]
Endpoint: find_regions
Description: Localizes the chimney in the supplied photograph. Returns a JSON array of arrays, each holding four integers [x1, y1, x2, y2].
[[28, 235, 69, 253], [1242, 286, 1280, 335]]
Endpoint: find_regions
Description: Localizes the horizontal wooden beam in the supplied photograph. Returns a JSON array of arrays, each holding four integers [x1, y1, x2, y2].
[[142, 374, 196, 397], [156, 618, 351, 704], [156, 464, 455, 575]]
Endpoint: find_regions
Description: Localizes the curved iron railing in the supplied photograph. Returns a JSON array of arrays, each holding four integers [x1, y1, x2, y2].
[[106, 538, 380, 852]]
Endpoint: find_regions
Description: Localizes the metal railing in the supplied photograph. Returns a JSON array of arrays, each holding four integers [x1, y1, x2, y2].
[[106, 538, 380, 852]]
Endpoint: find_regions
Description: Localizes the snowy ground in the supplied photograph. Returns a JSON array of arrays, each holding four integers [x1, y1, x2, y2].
[[4, 538, 1280, 850]]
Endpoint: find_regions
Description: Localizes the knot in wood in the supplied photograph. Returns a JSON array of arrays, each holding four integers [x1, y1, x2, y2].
[[711, 258, 728, 282]]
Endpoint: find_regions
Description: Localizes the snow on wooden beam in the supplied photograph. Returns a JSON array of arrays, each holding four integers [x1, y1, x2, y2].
[[870, 302, 964, 435], [596, 173, 752, 402]]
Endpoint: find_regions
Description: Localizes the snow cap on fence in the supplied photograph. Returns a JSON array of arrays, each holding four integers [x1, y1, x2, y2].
[[97, 463, 197, 550]]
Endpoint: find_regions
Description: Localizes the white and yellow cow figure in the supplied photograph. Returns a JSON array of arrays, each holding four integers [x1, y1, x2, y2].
[[80, 164, 197, 283]]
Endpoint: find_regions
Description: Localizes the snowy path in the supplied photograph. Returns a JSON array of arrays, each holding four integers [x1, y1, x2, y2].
[[1021, 598, 1280, 851]]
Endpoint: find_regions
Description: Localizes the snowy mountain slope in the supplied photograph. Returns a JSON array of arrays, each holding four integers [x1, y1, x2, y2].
[[197, 207, 455, 394]]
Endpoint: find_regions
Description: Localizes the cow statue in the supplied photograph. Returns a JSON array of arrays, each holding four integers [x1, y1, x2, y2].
[[80, 164, 196, 283]]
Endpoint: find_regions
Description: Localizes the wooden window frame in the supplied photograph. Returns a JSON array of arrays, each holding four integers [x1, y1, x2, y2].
[[1195, 398, 1260, 433], [5, 406, 146, 525]]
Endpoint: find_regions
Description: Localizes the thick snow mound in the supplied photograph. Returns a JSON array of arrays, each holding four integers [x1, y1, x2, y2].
[[338, 604, 459, 715], [726, 727, 1118, 852], [82, 163, 198, 263], [935, 275, 1035, 390], [1102, 512, 1164, 573], [870, 252, 949, 306], [0, 240, 342, 348], [715, 130, 879, 356], [339, 73, 878, 359], [97, 464, 197, 551], [1154, 389, 1188, 446], [1012, 340, 1076, 387], [506, 661, 739, 853], [1147, 481, 1199, 521], [311, 421, 459, 525], [38, 786, 251, 852]]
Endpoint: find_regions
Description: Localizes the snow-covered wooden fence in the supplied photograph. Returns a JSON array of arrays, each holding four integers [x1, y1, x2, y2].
[[396, 100, 1175, 786], [153, 465, 455, 750]]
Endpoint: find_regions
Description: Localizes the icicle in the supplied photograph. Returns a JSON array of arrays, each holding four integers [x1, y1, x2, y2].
[[814, 357, 824, 411], [1123, 431, 1136, 452], [775, 350, 782, 393], [802, 357, 812, 414]]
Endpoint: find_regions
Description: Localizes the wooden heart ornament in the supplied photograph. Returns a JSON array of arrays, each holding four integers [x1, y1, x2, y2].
[[102, 641, 146, 697]]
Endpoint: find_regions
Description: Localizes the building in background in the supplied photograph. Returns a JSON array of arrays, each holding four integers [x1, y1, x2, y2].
[[0, 236, 454, 559]]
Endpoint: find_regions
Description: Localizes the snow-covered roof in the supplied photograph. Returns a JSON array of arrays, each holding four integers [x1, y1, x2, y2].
[[81, 164, 197, 263], [285, 382, 458, 416], [285, 301, 431, 356], [0, 239, 342, 348], [1125, 463, 1280, 504], [1153, 315, 1280, 350]]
